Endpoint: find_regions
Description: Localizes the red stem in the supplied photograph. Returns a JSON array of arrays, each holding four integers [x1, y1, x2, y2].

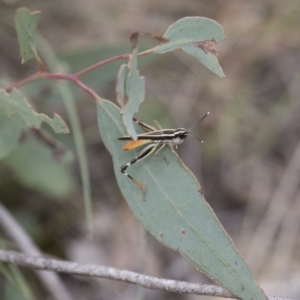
[[75, 53, 130, 77], [5, 49, 150, 99], [6, 72, 99, 99], [73, 79, 99, 99], [5, 72, 42, 92], [43, 73, 100, 99]]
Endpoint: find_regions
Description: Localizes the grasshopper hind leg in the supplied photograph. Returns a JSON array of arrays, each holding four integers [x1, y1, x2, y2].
[[120, 143, 157, 195], [120, 163, 146, 194]]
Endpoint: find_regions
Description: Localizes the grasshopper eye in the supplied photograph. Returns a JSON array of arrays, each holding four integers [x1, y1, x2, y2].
[[179, 131, 188, 139]]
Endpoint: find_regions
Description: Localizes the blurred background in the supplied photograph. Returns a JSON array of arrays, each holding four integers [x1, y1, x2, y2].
[[1, 0, 300, 299]]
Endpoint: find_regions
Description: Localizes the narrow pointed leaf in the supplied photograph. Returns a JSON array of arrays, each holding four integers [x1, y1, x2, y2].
[[15, 7, 41, 64], [116, 48, 145, 140], [97, 99, 266, 300], [152, 17, 225, 77], [37, 36, 93, 232], [0, 89, 69, 134]]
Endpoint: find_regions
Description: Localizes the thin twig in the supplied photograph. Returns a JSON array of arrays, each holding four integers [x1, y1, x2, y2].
[[74, 50, 153, 77], [74, 53, 130, 77], [6, 71, 100, 99], [0, 249, 290, 300], [73, 78, 100, 99], [5, 49, 150, 97], [0, 202, 73, 300], [5, 72, 42, 92]]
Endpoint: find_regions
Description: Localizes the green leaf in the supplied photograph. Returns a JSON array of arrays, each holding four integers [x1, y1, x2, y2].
[[0, 110, 22, 159], [0, 88, 69, 134], [116, 48, 145, 140], [97, 99, 266, 300], [152, 17, 225, 77], [2, 130, 74, 199], [116, 64, 129, 105], [15, 7, 41, 64]]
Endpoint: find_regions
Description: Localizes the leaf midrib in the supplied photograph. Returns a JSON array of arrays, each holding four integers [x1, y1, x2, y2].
[[100, 101, 245, 289]]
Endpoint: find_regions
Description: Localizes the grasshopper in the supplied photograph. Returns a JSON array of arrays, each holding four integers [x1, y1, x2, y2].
[[119, 113, 209, 193]]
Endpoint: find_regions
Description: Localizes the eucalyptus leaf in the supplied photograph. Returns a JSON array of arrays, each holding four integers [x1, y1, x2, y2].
[[152, 17, 225, 77], [0, 88, 69, 134], [15, 7, 41, 64], [117, 47, 145, 140], [116, 64, 129, 106], [97, 99, 266, 300]]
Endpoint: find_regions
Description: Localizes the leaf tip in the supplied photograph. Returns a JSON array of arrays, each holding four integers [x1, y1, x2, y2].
[[219, 69, 226, 78], [15, 7, 41, 64], [53, 113, 70, 134]]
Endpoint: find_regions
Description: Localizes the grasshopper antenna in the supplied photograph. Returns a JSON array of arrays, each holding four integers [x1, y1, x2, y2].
[[188, 134, 204, 143], [188, 112, 210, 132], [187, 112, 209, 143]]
